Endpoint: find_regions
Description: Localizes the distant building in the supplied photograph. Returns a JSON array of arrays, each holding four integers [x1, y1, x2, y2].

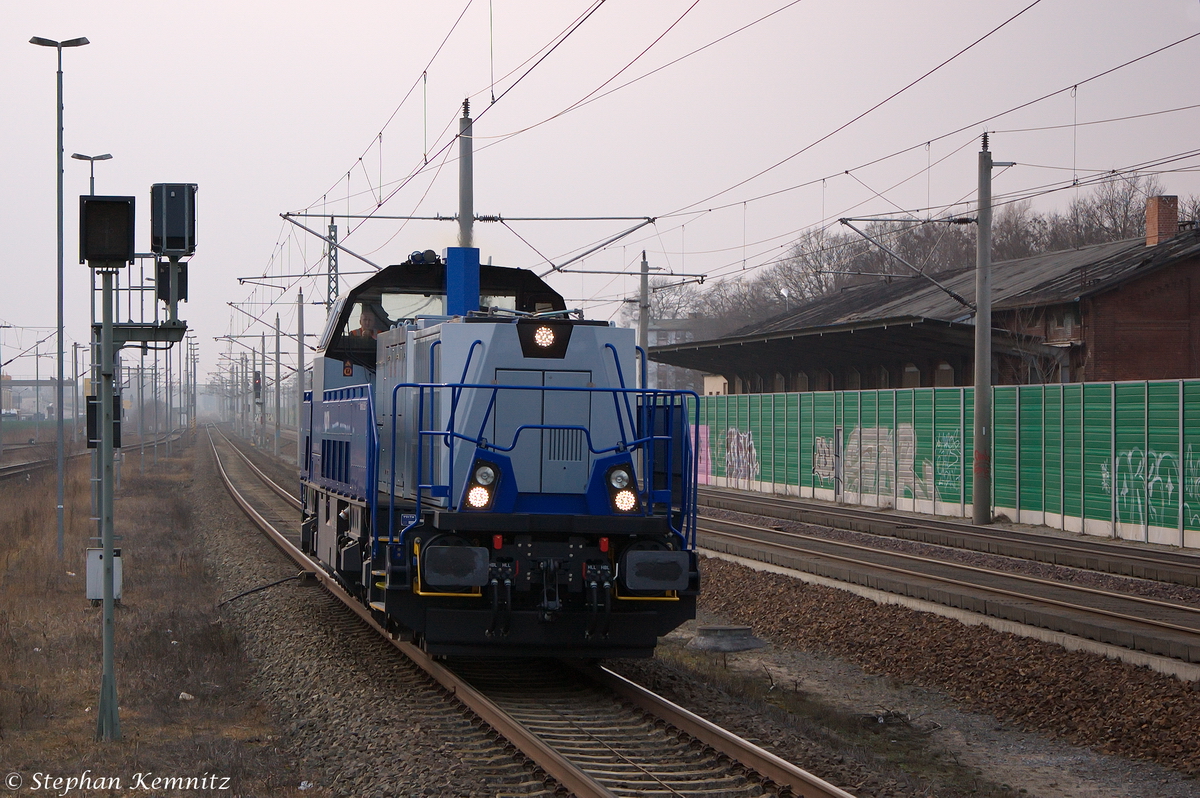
[[652, 197, 1200, 392], [642, 316, 721, 392], [702, 374, 728, 396]]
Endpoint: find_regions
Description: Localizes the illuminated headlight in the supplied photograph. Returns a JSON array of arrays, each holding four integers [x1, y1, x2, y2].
[[613, 490, 638, 512], [609, 469, 630, 489], [533, 326, 555, 348], [474, 465, 496, 486], [467, 485, 492, 509]]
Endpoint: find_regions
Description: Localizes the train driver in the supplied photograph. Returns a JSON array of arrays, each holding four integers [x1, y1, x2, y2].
[[351, 305, 387, 339]]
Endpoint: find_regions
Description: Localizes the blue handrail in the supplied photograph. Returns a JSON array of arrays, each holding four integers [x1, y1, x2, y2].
[[384, 379, 699, 550]]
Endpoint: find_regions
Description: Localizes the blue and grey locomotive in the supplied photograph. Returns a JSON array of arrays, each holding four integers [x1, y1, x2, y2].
[[300, 247, 699, 657]]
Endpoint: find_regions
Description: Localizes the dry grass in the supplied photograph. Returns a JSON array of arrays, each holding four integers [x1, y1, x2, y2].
[[0, 447, 305, 796]]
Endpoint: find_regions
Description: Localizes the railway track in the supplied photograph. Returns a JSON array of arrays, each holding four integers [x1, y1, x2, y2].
[[698, 513, 1200, 666], [0, 449, 89, 481], [207, 426, 855, 798], [0, 432, 186, 482], [699, 486, 1200, 588]]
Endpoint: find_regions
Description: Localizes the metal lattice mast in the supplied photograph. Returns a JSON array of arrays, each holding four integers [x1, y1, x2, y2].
[[327, 220, 339, 310]]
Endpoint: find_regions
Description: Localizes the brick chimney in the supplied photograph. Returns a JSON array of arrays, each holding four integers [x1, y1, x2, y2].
[[1146, 195, 1178, 246]]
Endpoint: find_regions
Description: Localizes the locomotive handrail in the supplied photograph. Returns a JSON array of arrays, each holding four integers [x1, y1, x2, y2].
[[604, 343, 636, 445], [386, 378, 700, 550], [444, 339, 486, 496], [446, 339, 484, 443]]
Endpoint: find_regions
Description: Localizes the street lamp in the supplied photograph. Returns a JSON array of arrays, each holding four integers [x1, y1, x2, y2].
[[31, 34, 90, 561], [72, 152, 112, 196]]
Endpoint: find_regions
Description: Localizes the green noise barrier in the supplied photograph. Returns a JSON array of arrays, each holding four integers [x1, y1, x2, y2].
[[695, 380, 1200, 549]]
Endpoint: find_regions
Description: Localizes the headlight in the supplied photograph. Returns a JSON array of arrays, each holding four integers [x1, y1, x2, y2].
[[613, 490, 637, 512], [609, 469, 630, 489], [467, 485, 492, 509], [474, 465, 496, 486], [533, 326, 555, 348]]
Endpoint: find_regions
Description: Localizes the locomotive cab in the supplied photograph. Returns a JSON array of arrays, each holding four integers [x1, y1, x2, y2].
[[301, 247, 700, 658]]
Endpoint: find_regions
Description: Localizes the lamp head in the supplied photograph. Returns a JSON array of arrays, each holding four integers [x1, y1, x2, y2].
[[29, 36, 89, 48]]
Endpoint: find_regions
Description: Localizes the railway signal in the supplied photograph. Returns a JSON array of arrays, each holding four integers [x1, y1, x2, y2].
[[80, 183, 198, 742]]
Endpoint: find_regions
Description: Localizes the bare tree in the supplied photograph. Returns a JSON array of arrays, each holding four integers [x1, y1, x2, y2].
[[629, 173, 1185, 337], [617, 277, 703, 330], [992, 200, 1046, 261], [1044, 173, 1164, 250], [1180, 194, 1200, 228]]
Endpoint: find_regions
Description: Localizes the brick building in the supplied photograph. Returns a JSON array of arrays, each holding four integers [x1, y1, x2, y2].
[[651, 197, 1200, 392]]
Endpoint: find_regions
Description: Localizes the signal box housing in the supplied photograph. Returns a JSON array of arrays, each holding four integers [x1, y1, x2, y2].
[[151, 183, 197, 256], [79, 196, 136, 266]]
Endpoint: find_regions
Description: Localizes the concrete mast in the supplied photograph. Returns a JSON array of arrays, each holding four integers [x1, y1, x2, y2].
[[458, 100, 473, 248]]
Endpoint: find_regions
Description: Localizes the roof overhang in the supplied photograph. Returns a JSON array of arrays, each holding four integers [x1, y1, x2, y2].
[[649, 316, 1062, 375]]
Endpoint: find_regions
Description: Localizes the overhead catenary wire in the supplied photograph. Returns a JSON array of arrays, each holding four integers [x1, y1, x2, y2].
[[665, 0, 1045, 218], [228, 7, 1200, 372], [228, 3, 615, 353], [653, 29, 1200, 225]]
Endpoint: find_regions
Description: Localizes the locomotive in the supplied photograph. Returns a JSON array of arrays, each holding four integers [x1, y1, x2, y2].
[[299, 246, 700, 657]]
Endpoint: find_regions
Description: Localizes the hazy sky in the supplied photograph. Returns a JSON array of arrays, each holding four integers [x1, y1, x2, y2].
[[4, 0, 1200, 382]]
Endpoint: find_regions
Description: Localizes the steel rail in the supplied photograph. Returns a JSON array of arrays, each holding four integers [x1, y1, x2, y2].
[[701, 486, 1200, 580], [207, 432, 313, 572], [586, 664, 858, 798], [205, 426, 616, 798], [700, 516, 1200, 639], [210, 425, 300, 509], [711, 516, 1200, 621], [0, 431, 180, 482]]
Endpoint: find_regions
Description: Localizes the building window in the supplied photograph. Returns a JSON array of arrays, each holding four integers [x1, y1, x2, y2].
[[901, 363, 921, 388], [934, 361, 954, 387]]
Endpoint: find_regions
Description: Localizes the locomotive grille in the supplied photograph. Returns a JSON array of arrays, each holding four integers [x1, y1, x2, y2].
[[546, 428, 585, 462]]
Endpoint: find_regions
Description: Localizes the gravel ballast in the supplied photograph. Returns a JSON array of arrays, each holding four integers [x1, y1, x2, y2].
[[696, 553, 1200, 791]]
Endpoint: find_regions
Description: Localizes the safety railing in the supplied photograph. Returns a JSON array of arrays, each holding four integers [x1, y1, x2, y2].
[[386, 380, 699, 552]]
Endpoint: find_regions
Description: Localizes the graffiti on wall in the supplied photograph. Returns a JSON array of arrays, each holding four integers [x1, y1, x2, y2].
[[934, 431, 962, 498], [724, 428, 761, 480], [835, 424, 937, 500], [1100, 446, 1200, 527], [813, 436, 835, 483], [696, 424, 712, 485]]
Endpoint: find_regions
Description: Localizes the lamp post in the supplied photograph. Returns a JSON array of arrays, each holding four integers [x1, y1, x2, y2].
[[31, 34, 90, 561], [72, 153, 112, 196], [71, 153, 109, 548]]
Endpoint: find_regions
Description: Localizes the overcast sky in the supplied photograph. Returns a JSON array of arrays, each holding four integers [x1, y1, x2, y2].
[[4, 0, 1200, 382]]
